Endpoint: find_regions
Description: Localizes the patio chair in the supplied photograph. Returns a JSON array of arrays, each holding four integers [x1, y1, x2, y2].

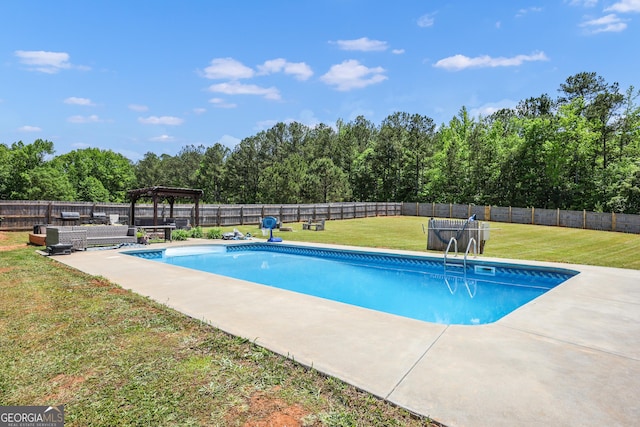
[[308, 219, 325, 231]]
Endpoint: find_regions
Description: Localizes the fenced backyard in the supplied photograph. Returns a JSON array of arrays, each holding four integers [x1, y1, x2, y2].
[[1, 199, 639, 234], [0, 200, 402, 231], [403, 202, 640, 234]]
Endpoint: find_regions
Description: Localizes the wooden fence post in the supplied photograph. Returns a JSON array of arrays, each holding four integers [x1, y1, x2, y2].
[[47, 202, 52, 225], [612, 212, 616, 232], [531, 207, 535, 225]]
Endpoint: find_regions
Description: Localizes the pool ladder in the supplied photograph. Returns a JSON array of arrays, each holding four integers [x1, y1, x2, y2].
[[444, 237, 478, 298], [444, 237, 477, 270]]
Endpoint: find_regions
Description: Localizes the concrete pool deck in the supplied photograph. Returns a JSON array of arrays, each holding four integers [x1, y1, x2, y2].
[[51, 240, 640, 427]]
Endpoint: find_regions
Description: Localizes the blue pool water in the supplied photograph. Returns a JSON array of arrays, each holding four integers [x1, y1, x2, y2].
[[125, 244, 577, 325]]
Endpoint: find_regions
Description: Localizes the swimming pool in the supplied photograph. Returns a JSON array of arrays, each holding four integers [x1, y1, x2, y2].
[[125, 243, 578, 325]]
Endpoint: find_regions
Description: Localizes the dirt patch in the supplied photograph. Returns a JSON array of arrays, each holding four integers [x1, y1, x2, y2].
[[0, 244, 27, 252], [90, 277, 113, 288], [44, 373, 89, 403], [226, 388, 311, 427], [0, 232, 28, 251], [0, 267, 15, 273], [88, 278, 126, 294]]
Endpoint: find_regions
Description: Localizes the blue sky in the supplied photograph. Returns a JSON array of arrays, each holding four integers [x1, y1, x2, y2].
[[1, 0, 639, 161]]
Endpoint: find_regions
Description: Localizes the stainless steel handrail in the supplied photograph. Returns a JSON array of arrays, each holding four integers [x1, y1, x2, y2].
[[444, 237, 458, 267]]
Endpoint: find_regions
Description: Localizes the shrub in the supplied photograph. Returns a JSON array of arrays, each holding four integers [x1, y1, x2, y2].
[[172, 229, 190, 241], [190, 226, 203, 238], [206, 227, 222, 239]]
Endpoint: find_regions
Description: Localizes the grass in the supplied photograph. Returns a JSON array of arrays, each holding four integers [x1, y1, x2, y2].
[[2, 217, 638, 426]]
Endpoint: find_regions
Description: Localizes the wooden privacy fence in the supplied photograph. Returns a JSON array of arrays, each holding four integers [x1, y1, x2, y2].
[[403, 202, 640, 234], [3, 199, 638, 234], [0, 200, 402, 231]]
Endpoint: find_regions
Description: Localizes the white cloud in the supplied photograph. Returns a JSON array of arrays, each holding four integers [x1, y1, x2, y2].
[[202, 57, 254, 80], [516, 7, 543, 17], [67, 115, 102, 123], [320, 60, 387, 91], [64, 97, 94, 106], [256, 119, 282, 130], [192, 107, 206, 114], [256, 109, 321, 131], [218, 134, 241, 148], [14, 50, 87, 73], [281, 61, 314, 80], [417, 13, 436, 27], [605, 0, 640, 13], [469, 99, 517, 118], [257, 58, 313, 80], [392, 49, 405, 55], [433, 51, 548, 71], [128, 104, 149, 112], [209, 97, 237, 108], [149, 134, 175, 142], [297, 109, 321, 128], [333, 37, 388, 51], [208, 81, 281, 100], [71, 142, 91, 149], [566, 0, 598, 7], [580, 13, 627, 33], [138, 116, 184, 125], [18, 125, 42, 132]]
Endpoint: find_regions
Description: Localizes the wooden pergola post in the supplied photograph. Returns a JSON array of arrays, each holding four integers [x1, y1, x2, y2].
[[153, 195, 159, 226], [129, 196, 138, 226], [194, 194, 200, 226], [168, 197, 175, 220]]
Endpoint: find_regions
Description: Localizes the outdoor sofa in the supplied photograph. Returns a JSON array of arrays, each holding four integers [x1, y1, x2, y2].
[[45, 225, 137, 251]]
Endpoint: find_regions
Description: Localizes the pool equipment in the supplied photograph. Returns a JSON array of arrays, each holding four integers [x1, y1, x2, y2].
[[262, 216, 282, 242]]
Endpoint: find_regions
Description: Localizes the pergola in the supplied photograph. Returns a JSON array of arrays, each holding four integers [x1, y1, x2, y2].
[[127, 186, 204, 227]]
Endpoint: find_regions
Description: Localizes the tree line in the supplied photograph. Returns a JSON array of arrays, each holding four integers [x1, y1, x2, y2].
[[1, 72, 639, 213]]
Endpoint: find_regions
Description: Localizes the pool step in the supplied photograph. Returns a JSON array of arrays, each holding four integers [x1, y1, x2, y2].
[[444, 258, 465, 268]]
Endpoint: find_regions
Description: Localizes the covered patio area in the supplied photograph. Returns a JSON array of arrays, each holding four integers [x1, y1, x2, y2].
[[127, 186, 204, 227]]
